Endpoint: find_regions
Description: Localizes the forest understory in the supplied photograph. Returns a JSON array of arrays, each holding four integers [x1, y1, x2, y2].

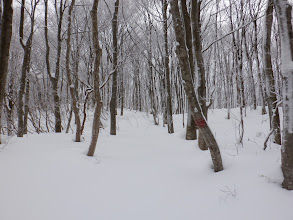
[[1, 0, 293, 219], [0, 108, 292, 220]]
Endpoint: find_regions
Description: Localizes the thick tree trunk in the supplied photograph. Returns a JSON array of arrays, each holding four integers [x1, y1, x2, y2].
[[191, 0, 208, 150], [186, 107, 197, 139], [17, 45, 31, 137], [110, 0, 119, 135], [66, 0, 81, 142], [53, 0, 65, 133], [162, 0, 174, 134], [181, 0, 197, 140], [17, 0, 35, 137], [274, 0, 293, 190], [88, 0, 102, 157], [170, 0, 223, 172], [264, 0, 281, 145], [0, 0, 13, 144]]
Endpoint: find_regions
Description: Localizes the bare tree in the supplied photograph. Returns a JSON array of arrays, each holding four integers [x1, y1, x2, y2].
[[87, 0, 102, 156], [170, 0, 223, 172], [273, 0, 293, 190], [191, 0, 208, 150], [17, 0, 39, 137], [162, 0, 174, 134], [0, 0, 13, 144], [264, 0, 281, 145], [181, 0, 197, 140], [110, 0, 120, 135], [65, 0, 81, 142]]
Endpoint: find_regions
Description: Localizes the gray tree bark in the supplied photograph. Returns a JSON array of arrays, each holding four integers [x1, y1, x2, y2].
[[17, 0, 38, 137], [110, 0, 120, 135], [0, 0, 13, 144], [66, 0, 81, 142], [88, 0, 102, 157], [162, 0, 174, 134], [180, 0, 197, 140], [170, 0, 223, 172], [274, 0, 293, 190], [191, 0, 208, 150], [264, 0, 281, 145]]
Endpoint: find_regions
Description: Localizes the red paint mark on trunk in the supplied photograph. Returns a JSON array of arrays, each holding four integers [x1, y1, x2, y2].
[[194, 119, 206, 128]]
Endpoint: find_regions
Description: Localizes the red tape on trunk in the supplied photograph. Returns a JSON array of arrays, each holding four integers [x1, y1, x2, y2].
[[194, 119, 206, 128]]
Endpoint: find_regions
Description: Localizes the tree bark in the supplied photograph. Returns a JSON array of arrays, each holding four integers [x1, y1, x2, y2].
[[17, 0, 36, 137], [253, 18, 267, 115], [66, 0, 81, 142], [264, 0, 281, 145], [162, 0, 174, 134], [0, 0, 13, 144], [53, 0, 66, 133], [23, 79, 30, 134], [180, 0, 197, 140], [273, 0, 293, 190], [191, 0, 208, 150], [88, 0, 102, 157], [170, 0, 223, 172], [110, 0, 120, 135]]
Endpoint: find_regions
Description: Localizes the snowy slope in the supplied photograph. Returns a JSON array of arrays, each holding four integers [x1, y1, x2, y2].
[[0, 108, 292, 220]]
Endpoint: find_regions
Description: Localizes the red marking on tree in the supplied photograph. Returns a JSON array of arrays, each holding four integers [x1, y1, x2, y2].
[[194, 118, 206, 128]]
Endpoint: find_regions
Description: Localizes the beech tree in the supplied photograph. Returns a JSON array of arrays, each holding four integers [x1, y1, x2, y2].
[[273, 0, 293, 190], [17, 0, 40, 137], [191, 0, 209, 150], [0, 0, 13, 144], [1, 0, 292, 181], [65, 0, 81, 142], [110, 0, 120, 135], [170, 0, 223, 172], [87, 0, 102, 156], [264, 0, 281, 145], [180, 0, 197, 140], [162, 0, 174, 134]]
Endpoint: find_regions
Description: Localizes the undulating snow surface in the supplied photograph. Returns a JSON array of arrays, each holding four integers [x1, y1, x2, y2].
[[0, 108, 292, 220]]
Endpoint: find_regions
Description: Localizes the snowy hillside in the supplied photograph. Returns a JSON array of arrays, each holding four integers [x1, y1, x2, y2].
[[0, 108, 292, 220]]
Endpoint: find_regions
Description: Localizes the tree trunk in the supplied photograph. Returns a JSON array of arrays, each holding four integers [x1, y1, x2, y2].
[[170, 0, 223, 172], [0, 0, 13, 144], [120, 33, 124, 116], [23, 79, 30, 134], [88, 0, 102, 157], [66, 0, 81, 142], [191, 0, 208, 150], [53, 0, 66, 133], [17, 0, 36, 137], [186, 107, 197, 139], [253, 19, 267, 115], [274, 0, 293, 190], [162, 0, 174, 134], [181, 0, 197, 140], [110, 0, 119, 135], [264, 0, 281, 145]]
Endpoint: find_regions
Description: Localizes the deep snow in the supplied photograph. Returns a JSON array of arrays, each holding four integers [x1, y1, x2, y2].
[[0, 108, 292, 220]]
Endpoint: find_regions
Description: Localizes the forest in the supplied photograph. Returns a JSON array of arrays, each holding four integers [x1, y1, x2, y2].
[[0, 0, 293, 219]]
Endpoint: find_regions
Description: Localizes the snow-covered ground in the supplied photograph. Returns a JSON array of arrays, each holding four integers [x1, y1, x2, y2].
[[0, 108, 292, 220]]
